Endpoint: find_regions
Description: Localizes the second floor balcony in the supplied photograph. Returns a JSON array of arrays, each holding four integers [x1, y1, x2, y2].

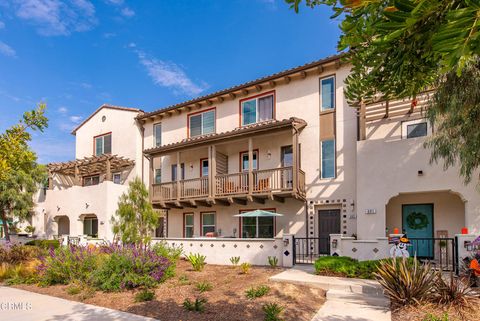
[[144, 118, 307, 208]]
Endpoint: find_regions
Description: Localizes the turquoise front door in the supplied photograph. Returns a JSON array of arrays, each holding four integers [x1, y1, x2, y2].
[[402, 204, 434, 258]]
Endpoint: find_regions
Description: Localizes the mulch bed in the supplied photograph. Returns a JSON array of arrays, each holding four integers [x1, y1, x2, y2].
[[391, 298, 480, 321], [13, 259, 325, 321]]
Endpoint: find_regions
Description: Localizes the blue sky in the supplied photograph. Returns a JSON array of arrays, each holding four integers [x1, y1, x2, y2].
[[0, 0, 340, 164]]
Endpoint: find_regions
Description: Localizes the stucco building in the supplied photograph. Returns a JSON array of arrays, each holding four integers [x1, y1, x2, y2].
[[30, 54, 479, 264]]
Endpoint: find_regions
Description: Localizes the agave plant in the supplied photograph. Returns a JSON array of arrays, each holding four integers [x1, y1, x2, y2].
[[432, 271, 471, 308], [374, 257, 436, 307]]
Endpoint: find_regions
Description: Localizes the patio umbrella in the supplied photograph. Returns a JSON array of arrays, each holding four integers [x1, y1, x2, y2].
[[233, 209, 284, 217]]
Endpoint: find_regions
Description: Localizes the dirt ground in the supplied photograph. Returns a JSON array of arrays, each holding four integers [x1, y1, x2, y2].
[[13, 259, 325, 321], [391, 298, 480, 321]]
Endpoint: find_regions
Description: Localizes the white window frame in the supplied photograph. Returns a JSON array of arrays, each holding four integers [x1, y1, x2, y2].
[[188, 109, 216, 138], [84, 175, 100, 186], [320, 139, 336, 179], [241, 93, 274, 126], [113, 172, 121, 184], [153, 123, 162, 147], [240, 213, 275, 239], [155, 168, 162, 184], [201, 159, 209, 177], [94, 133, 112, 156], [184, 213, 194, 238], [201, 212, 216, 236], [240, 150, 258, 171], [401, 118, 432, 139], [320, 76, 336, 112]]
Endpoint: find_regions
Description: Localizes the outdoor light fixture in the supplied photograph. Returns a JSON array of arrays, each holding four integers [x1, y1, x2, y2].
[[418, 170, 424, 176], [56, 206, 60, 211], [331, 239, 338, 249], [85, 203, 90, 208], [266, 150, 272, 159]]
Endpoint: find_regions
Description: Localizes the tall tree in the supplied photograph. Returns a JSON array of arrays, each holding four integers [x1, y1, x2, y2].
[[111, 177, 159, 246], [0, 104, 48, 241], [287, 0, 480, 184]]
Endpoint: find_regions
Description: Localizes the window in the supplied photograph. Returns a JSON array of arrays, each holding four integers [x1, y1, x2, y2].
[[188, 109, 215, 137], [153, 123, 162, 147], [241, 211, 275, 238], [240, 151, 258, 171], [84, 175, 100, 186], [171, 164, 185, 181], [281, 145, 293, 167], [402, 119, 430, 139], [94, 133, 112, 156], [83, 216, 98, 237], [321, 140, 335, 179], [113, 173, 121, 184], [201, 212, 215, 236], [184, 213, 194, 238], [201, 159, 209, 177], [320, 76, 335, 111], [155, 169, 162, 184], [241, 93, 274, 126], [155, 217, 165, 238]]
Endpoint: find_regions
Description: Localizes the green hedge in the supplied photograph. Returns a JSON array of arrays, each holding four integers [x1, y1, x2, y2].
[[25, 240, 60, 249]]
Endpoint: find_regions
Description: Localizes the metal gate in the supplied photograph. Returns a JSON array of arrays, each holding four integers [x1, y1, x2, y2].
[[293, 236, 330, 264], [409, 237, 458, 273]]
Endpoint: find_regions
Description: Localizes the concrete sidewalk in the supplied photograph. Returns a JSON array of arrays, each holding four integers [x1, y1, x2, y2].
[[0, 286, 158, 321], [270, 265, 391, 321]]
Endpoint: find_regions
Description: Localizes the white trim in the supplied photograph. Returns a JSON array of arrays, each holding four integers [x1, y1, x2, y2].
[[320, 75, 336, 112], [401, 118, 432, 139], [153, 122, 162, 147], [241, 93, 274, 126]]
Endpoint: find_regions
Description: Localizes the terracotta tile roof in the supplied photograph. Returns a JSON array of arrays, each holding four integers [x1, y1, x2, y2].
[[71, 104, 144, 135], [138, 53, 345, 120], [144, 117, 307, 155]]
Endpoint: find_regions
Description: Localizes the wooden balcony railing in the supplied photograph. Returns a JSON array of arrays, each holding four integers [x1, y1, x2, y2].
[[151, 166, 305, 203]]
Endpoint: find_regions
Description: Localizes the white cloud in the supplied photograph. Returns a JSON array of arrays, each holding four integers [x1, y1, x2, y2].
[[0, 21, 5, 29], [0, 41, 16, 57], [104, 0, 123, 5], [80, 82, 92, 89], [30, 137, 75, 164], [57, 106, 68, 114], [120, 7, 134, 17], [69, 115, 82, 123], [134, 49, 207, 96], [103, 32, 116, 38], [13, 0, 97, 36]]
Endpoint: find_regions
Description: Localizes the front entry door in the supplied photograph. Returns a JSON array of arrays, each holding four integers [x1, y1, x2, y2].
[[318, 209, 340, 254], [402, 204, 434, 258]]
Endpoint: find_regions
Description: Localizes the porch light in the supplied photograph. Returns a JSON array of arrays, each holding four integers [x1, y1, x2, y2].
[[461, 227, 469, 234], [393, 227, 399, 234]]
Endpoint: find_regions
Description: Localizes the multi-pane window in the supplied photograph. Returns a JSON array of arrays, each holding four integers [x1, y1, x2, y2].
[[321, 140, 335, 179], [189, 109, 215, 137], [171, 164, 185, 181], [320, 76, 335, 111], [155, 169, 162, 184], [83, 217, 98, 237], [240, 151, 258, 171], [201, 159, 209, 177], [84, 175, 100, 186], [94, 133, 112, 156], [201, 212, 215, 236], [184, 213, 194, 238], [241, 212, 274, 238], [113, 173, 121, 184], [154, 123, 162, 147], [241, 94, 274, 126], [281, 145, 293, 167]]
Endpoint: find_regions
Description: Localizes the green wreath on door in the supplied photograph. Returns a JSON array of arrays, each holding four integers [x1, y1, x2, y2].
[[406, 212, 429, 230]]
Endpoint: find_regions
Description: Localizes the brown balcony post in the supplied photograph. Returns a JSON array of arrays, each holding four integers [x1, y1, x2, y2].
[[176, 151, 181, 201], [105, 158, 112, 181], [248, 137, 253, 195], [48, 171, 53, 190], [292, 128, 299, 193], [359, 101, 366, 140], [74, 165, 80, 185], [211, 145, 217, 197], [149, 156, 154, 202]]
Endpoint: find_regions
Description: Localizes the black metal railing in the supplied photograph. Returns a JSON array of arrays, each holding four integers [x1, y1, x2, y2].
[[409, 237, 457, 273], [293, 237, 330, 264]]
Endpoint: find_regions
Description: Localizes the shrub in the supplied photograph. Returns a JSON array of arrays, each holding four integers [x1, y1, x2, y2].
[[38, 245, 100, 285], [268, 256, 278, 268], [246, 285, 270, 299], [135, 289, 156, 302], [0, 260, 40, 284], [375, 257, 436, 306], [0, 243, 44, 264], [25, 240, 60, 250], [178, 275, 190, 285], [423, 313, 449, 321], [186, 253, 206, 272], [432, 272, 471, 307], [66, 283, 82, 295], [240, 262, 251, 274], [195, 281, 213, 293], [230, 256, 240, 266], [262, 302, 284, 321], [183, 297, 207, 312], [152, 242, 182, 279], [92, 245, 171, 291]]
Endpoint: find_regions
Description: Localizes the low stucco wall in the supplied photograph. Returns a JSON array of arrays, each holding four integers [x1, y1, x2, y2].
[[155, 237, 288, 267], [330, 234, 390, 261]]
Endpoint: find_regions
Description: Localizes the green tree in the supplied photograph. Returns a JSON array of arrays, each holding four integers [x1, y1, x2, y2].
[[0, 104, 48, 241], [111, 177, 159, 246], [287, 0, 480, 184]]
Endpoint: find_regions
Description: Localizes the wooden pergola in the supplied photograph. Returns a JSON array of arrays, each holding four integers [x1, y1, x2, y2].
[[47, 154, 135, 188]]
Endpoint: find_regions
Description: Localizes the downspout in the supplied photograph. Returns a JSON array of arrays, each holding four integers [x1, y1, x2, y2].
[[140, 124, 145, 184]]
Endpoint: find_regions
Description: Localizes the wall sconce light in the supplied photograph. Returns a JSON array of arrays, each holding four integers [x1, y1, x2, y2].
[[100, 221, 104, 225], [417, 170, 424, 176], [85, 203, 89, 209], [56, 206, 60, 211], [283, 237, 290, 246], [331, 239, 338, 249], [266, 150, 272, 159]]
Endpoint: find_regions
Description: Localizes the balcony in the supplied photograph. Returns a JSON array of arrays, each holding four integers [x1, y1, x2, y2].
[[144, 118, 307, 209]]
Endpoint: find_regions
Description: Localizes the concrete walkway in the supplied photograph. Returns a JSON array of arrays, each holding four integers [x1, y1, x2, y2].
[[0, 286, 158, 321], [270, 265, 391, 321]]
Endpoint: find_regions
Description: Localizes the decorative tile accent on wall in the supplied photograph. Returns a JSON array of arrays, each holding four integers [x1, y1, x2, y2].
[[222, 244, 225, 248], [260, 244, 264, 249], [210, 244, 214, 247], [373, 248, 379, 253], [352, 247, 357, 252], [234, 244, 237, 248], [246, 244, 250, 248]]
